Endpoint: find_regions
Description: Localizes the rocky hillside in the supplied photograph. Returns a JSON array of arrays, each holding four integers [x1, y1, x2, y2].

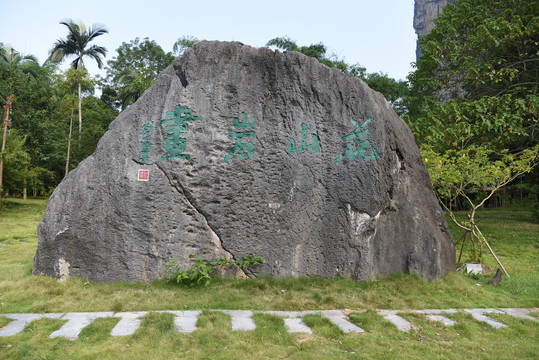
[[414, 0, 456, 59]]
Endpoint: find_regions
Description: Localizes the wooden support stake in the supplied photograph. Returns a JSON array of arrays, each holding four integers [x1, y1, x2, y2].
[[474, 225, 510, 278]]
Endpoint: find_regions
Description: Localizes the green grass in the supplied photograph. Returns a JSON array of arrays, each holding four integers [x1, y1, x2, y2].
[[0, 198, 45, 245], [0, 198, 538, 359], [449, 207, 538, 275]]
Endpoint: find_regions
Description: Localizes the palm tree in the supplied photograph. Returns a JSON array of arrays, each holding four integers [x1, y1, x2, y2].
[[0, 44, 40, 82], [49, 20, 108, 148], [61, 67, 90, 176], [0, 45, 40, 207]]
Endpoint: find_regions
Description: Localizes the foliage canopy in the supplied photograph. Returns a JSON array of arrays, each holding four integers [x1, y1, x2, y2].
[[103, 37, 175, 109], [409, 0, 539, 265], [409, 0, 538, 152], [49, 20, 109, 70]]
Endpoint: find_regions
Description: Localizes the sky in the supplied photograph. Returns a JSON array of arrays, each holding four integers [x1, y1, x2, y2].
[[0, 0, 418, 82]]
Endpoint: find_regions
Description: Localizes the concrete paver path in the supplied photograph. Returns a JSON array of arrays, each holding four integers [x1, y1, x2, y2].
[[0, 308, 536, 339]]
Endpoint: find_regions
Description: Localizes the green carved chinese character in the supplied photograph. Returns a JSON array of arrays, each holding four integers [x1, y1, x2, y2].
[[335, 117, 379, 162], [140, 143, 152, 163], [287, 123, 320, 154], [139, 121, 154, 163], [224, 112, 256, 163], [160, 105, 201, 161], [141, 121, 154, 138]]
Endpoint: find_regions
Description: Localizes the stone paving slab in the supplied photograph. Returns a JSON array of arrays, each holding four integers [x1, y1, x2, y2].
[[500, 308, 538, 322], [0, 308, 536, 339], [49, 312, 115, 339], [415, 309, 458, 327], [377, 310, 413, 331], [261, 310, 318, 333], [158, 310, 202, 333], [464, 308, 508, 329], [320, 310, 365, 333], [110, 312, 148, 336], [0, 313, 63, 337], [284, 318, 313, 334], [214, 310, 257, 331]]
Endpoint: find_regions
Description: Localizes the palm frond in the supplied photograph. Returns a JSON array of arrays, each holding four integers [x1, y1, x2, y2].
[[50, 19, 108, 70], [84, 45, 107, 68], [87, 23, 109, 42]]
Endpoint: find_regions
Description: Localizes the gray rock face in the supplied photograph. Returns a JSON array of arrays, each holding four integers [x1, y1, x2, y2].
[[33, 41, 455, 282], [414, 0, 456, 59]]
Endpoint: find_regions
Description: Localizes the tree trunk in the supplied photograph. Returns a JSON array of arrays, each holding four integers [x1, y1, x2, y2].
[[23, 165, 28, 200], [78, 80, 82, 150], [0, 114, 7, 210], [475, 225, 510, 278], [65, 104, 75, 176], [0, 95, 15, 211]]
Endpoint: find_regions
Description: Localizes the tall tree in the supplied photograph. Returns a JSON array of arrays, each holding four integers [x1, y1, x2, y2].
[[407, 0, 539, 267], [0, 44, 39, 79], [0, 94, 14, 209], [70, 95, 117, 168], [49, 20, 108, 146], [104, 37, 175, 109], [0, 45, 40, 106], [362, 72, 411, 117], [0, 128, 29, 197], [53, 67, 93, 175], [408, 0, 538, 152], [1, 45, 72, 196], [0, 45, 41, 206]]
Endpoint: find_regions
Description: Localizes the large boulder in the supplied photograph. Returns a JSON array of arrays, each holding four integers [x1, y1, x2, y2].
[[33, 41, 455, 282]]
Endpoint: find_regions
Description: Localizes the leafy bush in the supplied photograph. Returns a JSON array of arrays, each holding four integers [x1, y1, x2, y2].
[[165, 253, 266, 286]]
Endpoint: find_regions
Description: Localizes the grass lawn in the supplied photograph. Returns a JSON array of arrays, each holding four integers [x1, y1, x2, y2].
[[0, 197, 537, 359]]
